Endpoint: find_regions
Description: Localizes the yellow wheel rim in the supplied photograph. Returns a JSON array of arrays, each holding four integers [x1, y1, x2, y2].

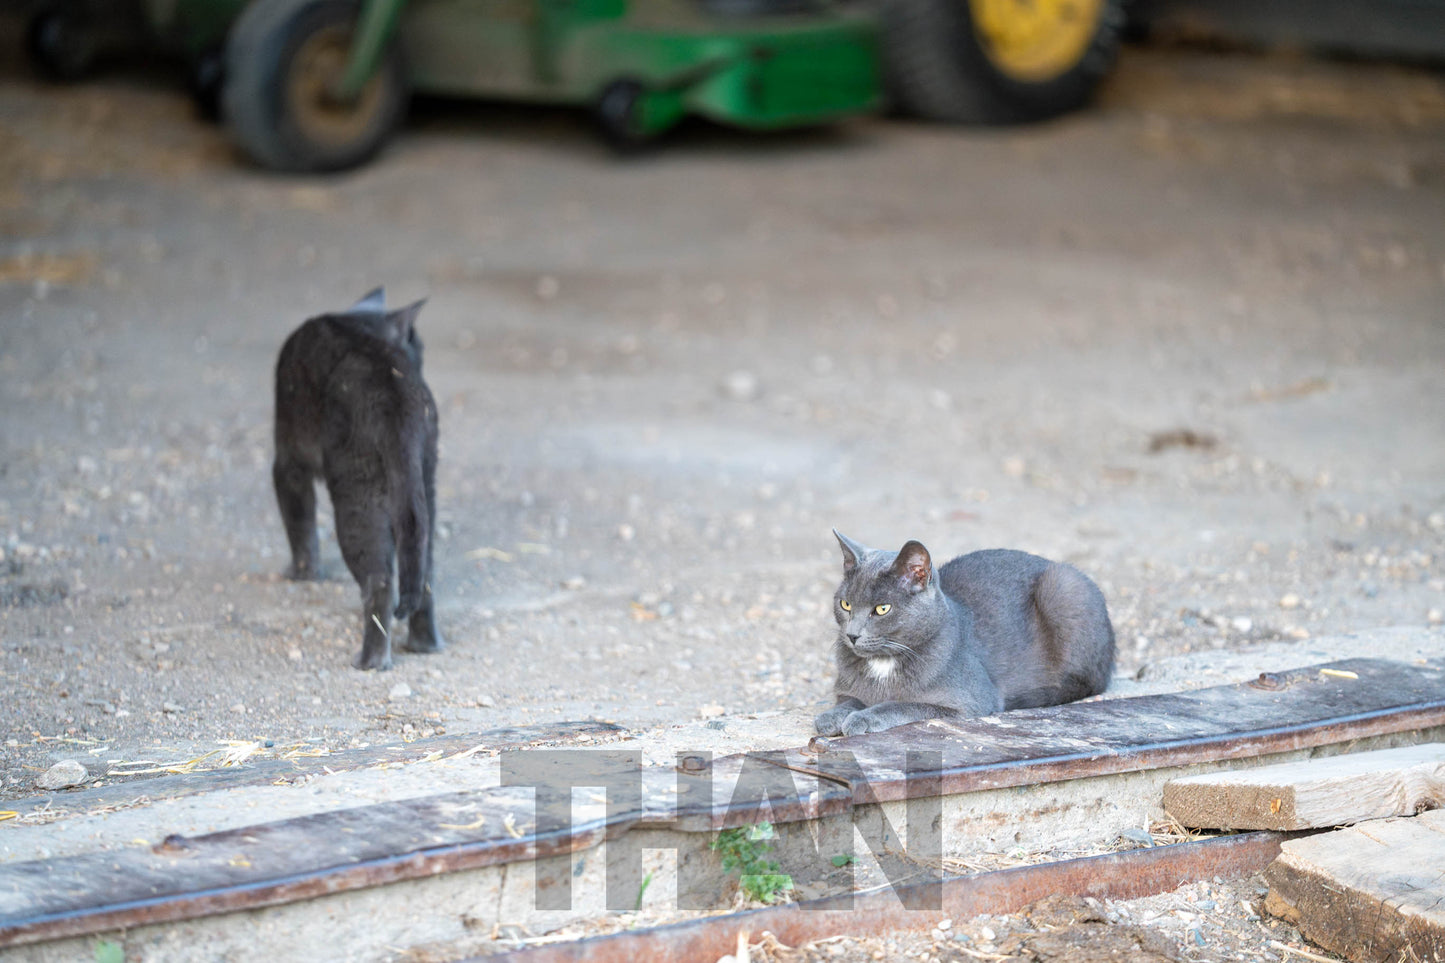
[[286, 23, 388, 150], [967, 0, 1104, 83]]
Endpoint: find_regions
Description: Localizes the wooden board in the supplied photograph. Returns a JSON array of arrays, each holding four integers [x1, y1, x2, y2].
[[2, 657, 1442, 949], [6, 720, 626, 817], [1164, 743, 1445, 830], [1264, 808, 1445, 962], [765, 658, 1445, 804]]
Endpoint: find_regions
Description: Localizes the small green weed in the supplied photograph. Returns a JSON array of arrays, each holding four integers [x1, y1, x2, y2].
[[94, 940, 124, 963], [635, 869, 654, 911], [711, 822, 793, 904], [830, 853, 856, 868]]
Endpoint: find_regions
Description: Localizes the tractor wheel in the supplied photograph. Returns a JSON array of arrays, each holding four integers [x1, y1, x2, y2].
[[26, 1, 99, 81], [881, 0, 1124, 124], [595, 79, 653, 152], [222, 0, 407, 172]]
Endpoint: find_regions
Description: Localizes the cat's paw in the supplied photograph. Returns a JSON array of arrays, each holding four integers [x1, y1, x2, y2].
[[403, 632, 444, 654], [814, 707, 852, 736], [353, 649, 393, 671], [839, 709, 896, 736]]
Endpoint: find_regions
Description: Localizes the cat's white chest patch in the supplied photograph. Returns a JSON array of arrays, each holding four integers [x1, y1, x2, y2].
[[867, 657, 896, 681]]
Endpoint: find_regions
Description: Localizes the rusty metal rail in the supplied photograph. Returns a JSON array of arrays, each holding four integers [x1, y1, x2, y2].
[[493, 832, 1289, 963]]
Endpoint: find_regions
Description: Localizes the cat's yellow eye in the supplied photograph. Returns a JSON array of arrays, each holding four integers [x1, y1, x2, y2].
[[874, 604, 892, 616], [839, 599, 851, 611]]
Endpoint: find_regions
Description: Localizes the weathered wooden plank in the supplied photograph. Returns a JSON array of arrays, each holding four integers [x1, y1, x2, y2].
[[6, 720, 626, 817], [1264, 808, 1445, 963], [3, 658, 1442, 950], [0, 750, 849, 948], [1164, 743, 1445, 830], [767, 658, 1445, 804]]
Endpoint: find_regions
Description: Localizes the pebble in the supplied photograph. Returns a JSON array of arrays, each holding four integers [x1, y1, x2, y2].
[[1278, 593, 1301, 610], [1231, 616, 1252, 633], [978, 926, 995, 941], [389, 682, 413, 701], [561, 575, 587, 591], [721, 370, 759, 402], [37, 759, 88, 790], [477, 695, 496, 707]]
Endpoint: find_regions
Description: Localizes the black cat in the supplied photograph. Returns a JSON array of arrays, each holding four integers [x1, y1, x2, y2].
[[816, 531, 1115, 735], [272, 288, 443, 670]]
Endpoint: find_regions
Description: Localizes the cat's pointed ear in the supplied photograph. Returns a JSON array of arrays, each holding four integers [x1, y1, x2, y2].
[[891, 540, 933, 594], [384, 298, 427, 345], [833, 529, 868, 574], [350, 287, 386, 314]]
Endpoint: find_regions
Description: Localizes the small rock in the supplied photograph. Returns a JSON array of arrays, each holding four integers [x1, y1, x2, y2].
[[37, 759, 87, 790], [477, 695, 496, 708], [1230, 616, 1252, 633], [979, 926, 996, 942], [1002, 457, 1026, 478], [162, 702, 186, 713], [389, 682, 413, 701], [937, 919, 952, 931], [617, 524, 636, 541], [721, 370, 759, 402], [1120, 827, 1155, 848], [561, 575, 587, 591], [230, 703, 246, 714], [287, 647, 303, 661], [698, 703, 725, 720], [1428, 608, 1443, 626], [1279, 593, 1301, 610]]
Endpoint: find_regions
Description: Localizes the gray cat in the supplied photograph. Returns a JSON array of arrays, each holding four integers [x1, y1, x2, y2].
[[815, 531, 1114, 736], [273, 288, 443, 671]]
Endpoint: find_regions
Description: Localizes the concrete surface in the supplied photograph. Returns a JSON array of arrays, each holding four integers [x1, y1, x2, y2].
[[1, 23, 1444, 961]]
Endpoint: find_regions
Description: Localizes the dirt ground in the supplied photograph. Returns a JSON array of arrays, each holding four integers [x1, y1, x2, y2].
[[2, 20, 1444, 961]]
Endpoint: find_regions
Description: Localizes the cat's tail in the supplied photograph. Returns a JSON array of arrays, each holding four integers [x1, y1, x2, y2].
[[392, 437, 429, 619], [394, 488, 429, 620]]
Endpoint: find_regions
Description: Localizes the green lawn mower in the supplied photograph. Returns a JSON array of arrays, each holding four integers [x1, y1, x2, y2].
[[22, 0, 1124, 170]]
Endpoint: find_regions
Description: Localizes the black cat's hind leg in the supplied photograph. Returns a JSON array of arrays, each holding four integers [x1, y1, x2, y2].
[[273, 454, 321, 580], [404, 590, 444, 654], [333, 491, 397, 671]]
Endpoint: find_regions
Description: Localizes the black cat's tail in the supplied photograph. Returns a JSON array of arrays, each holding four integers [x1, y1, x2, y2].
[[393, 489, 429, 619]]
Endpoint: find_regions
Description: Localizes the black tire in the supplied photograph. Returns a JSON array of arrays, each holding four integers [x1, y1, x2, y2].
[[26, 1, 99, 81], [222, 0, 407, 172], [881, 0, 1124, 124], [595, 79, 655, 153]]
